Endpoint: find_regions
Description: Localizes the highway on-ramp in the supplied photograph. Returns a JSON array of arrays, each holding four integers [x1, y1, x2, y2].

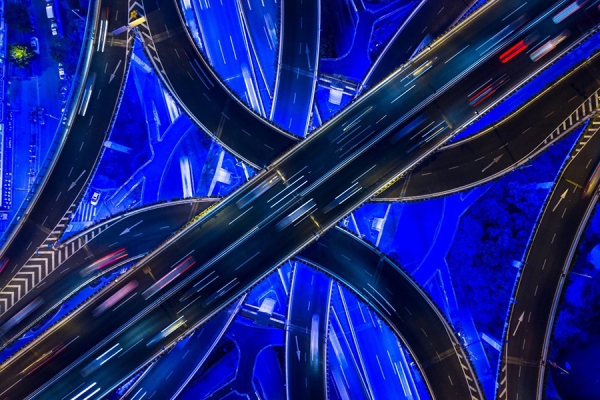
[[0, 0, 132, 315], [377, 48, 600, 200], [497, 117, 600, 400], [0, 1, 596, 398], [139, 0, 299, 168], [0, 199, 216, 349]]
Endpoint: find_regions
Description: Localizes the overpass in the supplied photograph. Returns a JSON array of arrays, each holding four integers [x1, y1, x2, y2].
[[0, 0, 132, 315], [270, 0, 320, 136], [0, 0, 597, 398], [377, 48, 600, 200], [138, 0, 299, 168], [497, 116, 600, 400]]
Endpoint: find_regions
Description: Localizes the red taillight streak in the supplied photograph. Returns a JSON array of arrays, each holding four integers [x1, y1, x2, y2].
[[469, 83, 494, 102], [500, 40, 528, 63], [473, 89, 497, 107]]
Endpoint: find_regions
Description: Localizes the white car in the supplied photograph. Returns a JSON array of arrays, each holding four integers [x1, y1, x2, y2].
[[50, 22, 58, 36], [90, 191, 101, 206], [58, 63, 66, 79]]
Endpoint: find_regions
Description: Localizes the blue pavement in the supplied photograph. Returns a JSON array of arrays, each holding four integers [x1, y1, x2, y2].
[[188, 0, 266, 116], [237, 0, 280, 115]]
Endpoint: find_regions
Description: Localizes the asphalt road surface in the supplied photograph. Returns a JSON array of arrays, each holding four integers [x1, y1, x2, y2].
[[0, 199, 216, 348], [1, 1, 598, 398], [0, 0, 131, 313], [270, 0, 320, 136], [285, 263, 331, 400], [378, 48, 600, 200], [360, 0, 473, 93], [140, 0, 299, 168], [121, 298, 242, 400], [298, 226, 482, 399], [497, 117, 600, 400]]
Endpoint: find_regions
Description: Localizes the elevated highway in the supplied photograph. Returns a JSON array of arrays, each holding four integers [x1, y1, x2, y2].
[[377, 49, 600, 200], [1, 1, 597, 398], [139, 0, 299, 168], [497, 116, 600, 400], [0, 0, 132, 314]]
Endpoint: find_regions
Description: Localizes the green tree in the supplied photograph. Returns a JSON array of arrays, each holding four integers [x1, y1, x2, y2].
[[9, 44, 34, 68], [5, 2, 33, 33]]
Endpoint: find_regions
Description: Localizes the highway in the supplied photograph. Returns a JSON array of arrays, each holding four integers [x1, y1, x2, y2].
[[121, 298, 242, 400], [377, 48, 600, 200], [285, 263, 331, 399], [140, 0, 298, 168], [0, 0, 131, 315], [1, 1, 599, 398], [270, 0, 320, 136], [298, 226, 482, 399], [360, 0, 472, 93], [0, 199, 216, 348], [497, 117, 600, 400]]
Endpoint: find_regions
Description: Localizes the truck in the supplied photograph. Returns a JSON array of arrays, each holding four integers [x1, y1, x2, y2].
[[45, 3, 54, 19]]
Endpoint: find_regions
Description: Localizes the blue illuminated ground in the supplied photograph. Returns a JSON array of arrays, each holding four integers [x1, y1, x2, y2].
[[2, 0, 600, 399]]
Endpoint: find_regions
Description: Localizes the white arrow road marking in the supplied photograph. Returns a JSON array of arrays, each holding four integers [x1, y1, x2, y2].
[[512, 311, 525, 336], [481, 154, 503, 172], [120, 220, 144, 236], [68, 170, 87, 191], [552, 189, 568, 212], [109, 60, 122, 84]]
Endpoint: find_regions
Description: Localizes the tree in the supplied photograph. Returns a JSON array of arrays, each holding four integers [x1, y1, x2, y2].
[[67, 19, 86, 43], [9, 44, 34, 68], [5, 2, 33, 33], [49, 36, 71, 63]]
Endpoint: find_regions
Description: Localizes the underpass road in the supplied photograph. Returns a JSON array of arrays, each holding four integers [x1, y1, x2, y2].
[[270, 0, 320, 136], [285, 263, 332, 399], [1, 1, 598, 399]]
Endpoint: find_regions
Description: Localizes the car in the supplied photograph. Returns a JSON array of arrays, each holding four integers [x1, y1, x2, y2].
[[37, 107, 45, 125], [90, 191, 101, 206], [50, 21, 58, 36], [30, 37, 39, 55], [58, 63, 66, 79]]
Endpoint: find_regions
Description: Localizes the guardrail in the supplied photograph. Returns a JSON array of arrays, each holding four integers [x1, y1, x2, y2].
[[373, 31, 600, 201], [0, 0, 102, 253], [494, 119, 592, 399], [0, 197, 218, 365], [296, 225, 484, 400]]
